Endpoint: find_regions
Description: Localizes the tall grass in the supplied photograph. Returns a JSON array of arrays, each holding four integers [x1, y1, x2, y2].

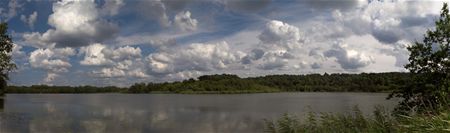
[[397, 112, 450, 132], [264, 106, 450, 133]]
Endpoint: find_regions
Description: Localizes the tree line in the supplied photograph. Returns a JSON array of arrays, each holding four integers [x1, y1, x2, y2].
[[6, 72, 412, 94], [7, 85, 126, 93], [129, 72, 411, 93]]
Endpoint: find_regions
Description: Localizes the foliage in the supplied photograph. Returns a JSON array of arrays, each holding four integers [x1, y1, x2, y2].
[[397, 112, 450, 132], [6, 85, 126, 93], [198, 74, 240, 81], [7, 72, 411, 94], [264, 106, 450, 133], [0, 77, 5, 96], [127, 72, 411, 94], [389, 3, 450, 114], [0, 22, 15, 96]]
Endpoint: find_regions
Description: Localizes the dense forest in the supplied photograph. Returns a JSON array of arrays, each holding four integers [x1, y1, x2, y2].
[[6, 72, 412, 94], [7, 85, 125, 93]]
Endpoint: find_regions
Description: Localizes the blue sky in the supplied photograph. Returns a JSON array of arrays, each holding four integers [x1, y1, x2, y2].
[[2, 0, 447, 86]]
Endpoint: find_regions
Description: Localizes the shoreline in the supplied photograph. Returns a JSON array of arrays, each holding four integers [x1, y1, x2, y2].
[[3, 91, 393, 95]]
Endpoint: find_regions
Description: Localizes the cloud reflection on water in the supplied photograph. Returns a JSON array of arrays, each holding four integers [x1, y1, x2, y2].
[[0, 93, 397, 133]]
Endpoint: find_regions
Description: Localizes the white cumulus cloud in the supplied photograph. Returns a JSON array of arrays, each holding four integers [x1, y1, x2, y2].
[[23, 0, 118, 48], [146, 41, 242, 76], [258, 20, 305, 51], [174, 11, 198, 31], [324, 41, 374, 70], [80, 43, 146, 78], [29, 47, 76, 83], [20, 11, 38, 29]]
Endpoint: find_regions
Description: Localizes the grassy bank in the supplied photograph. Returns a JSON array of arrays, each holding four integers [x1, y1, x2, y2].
[[264, 106, 450, 133]]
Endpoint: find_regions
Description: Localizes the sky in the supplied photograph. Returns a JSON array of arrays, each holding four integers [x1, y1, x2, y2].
[[1, 0, 448, 86]]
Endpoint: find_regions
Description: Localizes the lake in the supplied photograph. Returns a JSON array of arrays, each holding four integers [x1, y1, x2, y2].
[[0, 93, 398, 133]]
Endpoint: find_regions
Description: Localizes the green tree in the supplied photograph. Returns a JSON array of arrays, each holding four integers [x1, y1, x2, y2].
[[389, 3, 450, 114], [0, 23, 16, 96]]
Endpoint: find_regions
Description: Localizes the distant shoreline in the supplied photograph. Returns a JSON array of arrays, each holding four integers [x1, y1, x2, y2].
[[4, 90, 393, 94], [3, 89, 397, 94], [6, 72, 410, 94]]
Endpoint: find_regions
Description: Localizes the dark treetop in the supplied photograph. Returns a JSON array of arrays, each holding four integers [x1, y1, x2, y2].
[[7, 72, 411, 94]]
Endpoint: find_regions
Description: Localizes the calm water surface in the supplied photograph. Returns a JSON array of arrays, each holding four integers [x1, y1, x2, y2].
[[0, 93, 398, 133]]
